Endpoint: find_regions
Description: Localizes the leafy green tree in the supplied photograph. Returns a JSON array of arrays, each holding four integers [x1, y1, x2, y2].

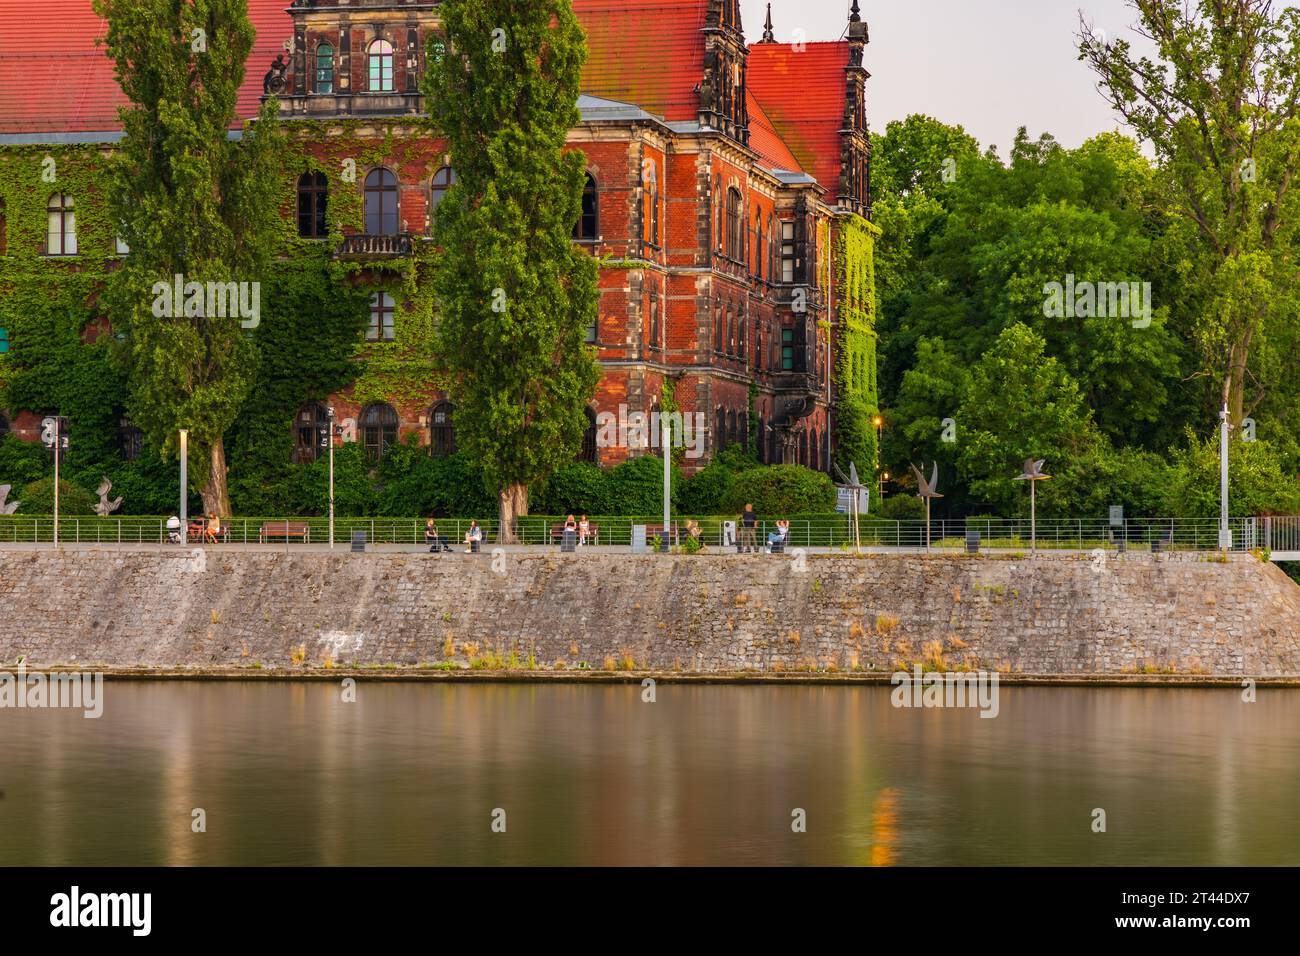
[[956, 324, 1104, 515], [424, 0, 600, 541], [1080, 1, 1300, 427], [94, 0, 284, 517], [1163, 430, 1300, 518], [724, 465, 837, 515]]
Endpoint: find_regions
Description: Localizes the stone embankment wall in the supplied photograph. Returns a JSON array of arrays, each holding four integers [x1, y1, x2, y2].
[[1, 549, 1298, 675]]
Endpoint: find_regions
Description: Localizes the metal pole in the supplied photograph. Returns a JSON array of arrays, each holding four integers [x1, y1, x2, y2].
[[328, 407, 336, 550], [179, 429, 188, 545], [1219, 403, 1231, 552], [53, 420, 60, 549], [661, 414, 671, 552], [1031, 480, 1037, 554]]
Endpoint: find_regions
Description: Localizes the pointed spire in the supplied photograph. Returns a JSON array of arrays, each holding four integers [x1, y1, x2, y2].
[[761, 3, 775, 43], [850, 0, 862, 22]]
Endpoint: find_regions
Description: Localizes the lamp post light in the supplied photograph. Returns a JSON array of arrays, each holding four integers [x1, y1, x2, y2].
[[42, 416, 68, 548], [326, 406, 337, 550], [661, 414, 672, 553], [1219, 403, 1232, 553], [179, 428, 189, 545]]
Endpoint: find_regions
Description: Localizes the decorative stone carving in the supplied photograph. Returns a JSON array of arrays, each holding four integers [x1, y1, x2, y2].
[[0, 484, 19, 515], [263, 54, 288, 95], [94, 478, 123, 517]]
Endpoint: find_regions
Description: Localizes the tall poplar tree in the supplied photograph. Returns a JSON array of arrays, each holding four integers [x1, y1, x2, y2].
[[423, 0, 600, 541], [95, 0, 283, 515]]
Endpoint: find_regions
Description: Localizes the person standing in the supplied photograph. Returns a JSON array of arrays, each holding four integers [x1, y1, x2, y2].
[[740, 503, 758, 554]]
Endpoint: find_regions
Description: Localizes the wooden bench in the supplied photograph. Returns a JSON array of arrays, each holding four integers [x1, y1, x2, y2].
[[644, 523, 680, 546], [259, 521, 311, 544], [550, 523, 599, 545]]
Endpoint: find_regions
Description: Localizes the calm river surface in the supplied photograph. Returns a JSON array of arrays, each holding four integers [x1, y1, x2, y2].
[[1, 682, 1297, 866]]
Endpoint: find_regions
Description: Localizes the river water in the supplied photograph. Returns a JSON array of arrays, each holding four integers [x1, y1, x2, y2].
[[1, 682, 1296, 865]]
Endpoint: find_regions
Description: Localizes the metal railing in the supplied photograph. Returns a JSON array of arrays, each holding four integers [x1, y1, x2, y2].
[[0, 514, 1290, 553]]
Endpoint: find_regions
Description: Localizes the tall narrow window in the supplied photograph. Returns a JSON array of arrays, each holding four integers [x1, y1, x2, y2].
[[781, 327, 795, 370], [644, 163, 659, 246], [726, 188, 742, 260], [754, 212, 763, 279], [780, 221, 796, 282], [429, 166, 456, 223], [716, 408, 727, 452], [713, 305, 723, 353], [429, 401, 456, 457], [574, 172, 598, 241], [297, 171, 328, 238], [360, 403, 399, 461], [368, 39, 394, 92], [368, 292, 396, 341], [648, 294, 660, 351], [0, 198, 6, 256], [315, 43, 334, 93], [293, 402, 328, 463], [579, 407, 598, 462], [118, 419, 143, 461], [0, 328, 8, 354], [46, 194, 76, 255], [364, 169, 399, 235]]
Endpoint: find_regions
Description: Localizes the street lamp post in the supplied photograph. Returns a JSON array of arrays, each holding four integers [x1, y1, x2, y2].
[[42, 416, 67, 548], [327, 407, 337, 550], [179, 429, 188, 546], [661, 414, 671, 553], [1219, 403, 1231, 552]]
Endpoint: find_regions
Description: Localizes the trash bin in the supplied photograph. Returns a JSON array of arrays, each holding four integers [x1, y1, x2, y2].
[[631, 525, 648, 553], [965, 530, 980, 554], [561, 528, 577, 553], [351, 530, 366, 553]]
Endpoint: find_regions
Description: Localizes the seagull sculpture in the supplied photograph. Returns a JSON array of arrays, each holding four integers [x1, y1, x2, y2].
[[908, 462, 943, 550], [94, 477, 123, 517], [1012, 459, 1052, 552], [0, 484, 19, 516]]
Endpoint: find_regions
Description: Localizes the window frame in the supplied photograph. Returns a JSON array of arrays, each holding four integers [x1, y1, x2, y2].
[[367, 38, 395, 92], [315, 42, 334, 94], [297, 171, 329, 239], [363, 168, 399, 236], [360, 402, 399, 461], [46, 193, 77, 256], [368, 291, 396, 342]]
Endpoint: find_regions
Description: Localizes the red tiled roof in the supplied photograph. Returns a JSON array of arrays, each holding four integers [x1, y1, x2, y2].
[[0, 0, 288, 134], [572, 0, 707, 122], [746, 91, 802, 174], [747, 41, 851, 196]]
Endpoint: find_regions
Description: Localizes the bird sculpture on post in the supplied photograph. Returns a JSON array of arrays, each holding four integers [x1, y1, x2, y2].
[[908, 462, 943, 551], [0, 484, 19, 515], [833, 461, 866, 553], [94, 477, 123, 517], [1012, 459, 1052, 553]]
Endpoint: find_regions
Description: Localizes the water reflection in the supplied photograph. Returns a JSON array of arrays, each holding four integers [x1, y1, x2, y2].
[[0, 683, 1297, 865]]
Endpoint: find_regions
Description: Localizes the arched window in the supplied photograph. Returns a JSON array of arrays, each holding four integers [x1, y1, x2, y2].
[[574, 172, 598, 241], [368, 292, 396, 341], [360, 402, 399, 461], [644, 163, 659, 246], [799, 430, 808, 466], [364, 169, 399, 235], [429, 400, 456, 457], [46, 194, 76, 255], [726, 188, 742, 260], [297, 172, 328, 238], [430, 166, 456, 223], [739, 411, 749, 454], [580, 406, 598, 462], [293, 402, 328, 464], [767, 213, 775, 279], [647, 293, 660, 351], [315, 43, 334, 94], [368, 39, 394, 92], [755, 212, 764, 279]]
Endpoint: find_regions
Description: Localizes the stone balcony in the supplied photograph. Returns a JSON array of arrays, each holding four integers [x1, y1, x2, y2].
[[335, 234, 414, 260]]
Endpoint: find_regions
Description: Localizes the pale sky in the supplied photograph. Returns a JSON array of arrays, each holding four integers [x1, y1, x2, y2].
[[740, 0, 1156, 152]]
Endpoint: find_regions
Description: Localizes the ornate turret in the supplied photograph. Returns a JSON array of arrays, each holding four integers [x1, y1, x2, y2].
[[700, 0, 749, 145], [759, 4, 775, 43], [839, 0, 871, 215]]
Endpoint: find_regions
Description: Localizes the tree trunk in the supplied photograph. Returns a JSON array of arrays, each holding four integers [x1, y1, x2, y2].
[[497, 482, 528, 543], [1225, 328, 1253, 427], [201, 436, 232, 517]]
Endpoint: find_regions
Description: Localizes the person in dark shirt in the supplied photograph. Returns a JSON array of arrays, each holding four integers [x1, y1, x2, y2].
[[740, 503, 758, 554]]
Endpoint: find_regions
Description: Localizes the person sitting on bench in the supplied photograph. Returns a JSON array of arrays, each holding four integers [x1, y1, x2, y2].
[[426, 518, 451, 553], [766, 519, 790, 553], [464, 520, 484, 553]]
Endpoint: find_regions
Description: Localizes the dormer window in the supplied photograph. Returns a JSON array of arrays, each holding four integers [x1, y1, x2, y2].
[[368, 39, 394, 92]]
